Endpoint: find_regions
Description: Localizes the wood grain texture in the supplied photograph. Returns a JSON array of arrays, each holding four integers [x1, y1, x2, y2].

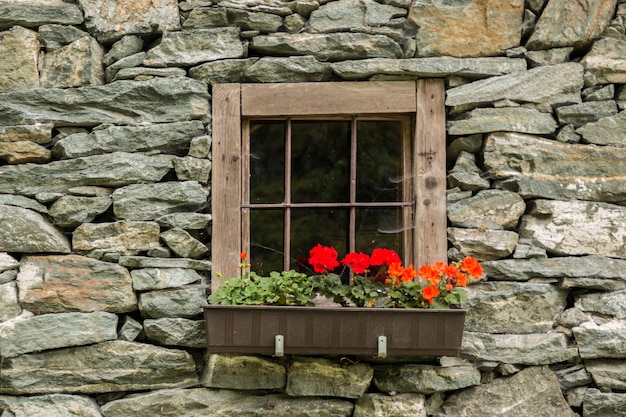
[[414, 78, 447, 265], [211, 84, 242, 289], [241, 82, 417, 116]]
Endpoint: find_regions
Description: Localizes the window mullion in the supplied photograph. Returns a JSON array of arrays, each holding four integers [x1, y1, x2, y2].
[[349, 117, 358, 255], [284, 119, 292, 271]]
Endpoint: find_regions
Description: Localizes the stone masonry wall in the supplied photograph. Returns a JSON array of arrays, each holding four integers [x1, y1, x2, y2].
[[1, 0, 626, 415]]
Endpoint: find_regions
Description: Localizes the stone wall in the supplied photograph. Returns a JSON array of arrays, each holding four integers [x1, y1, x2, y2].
[[1, 0, 626, 415]]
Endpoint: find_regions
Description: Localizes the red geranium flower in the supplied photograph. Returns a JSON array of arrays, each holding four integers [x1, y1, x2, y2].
[[341, 252, 370, 274], [370, 248, 401, 266], [308, 244, 339, 274]]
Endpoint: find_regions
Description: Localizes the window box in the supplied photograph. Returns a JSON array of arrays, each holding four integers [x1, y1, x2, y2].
[[202, 305, 466, 358]]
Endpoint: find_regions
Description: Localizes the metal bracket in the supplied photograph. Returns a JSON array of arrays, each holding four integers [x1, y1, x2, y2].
[[377, 336, 387, 359], [275, 335, 284, 357]]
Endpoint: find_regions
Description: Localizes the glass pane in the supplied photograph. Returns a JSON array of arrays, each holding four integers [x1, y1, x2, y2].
[[357, 121, 403, 202], [250, 210, 284, 275], [355, 208, 404, 257], [290, 208, 348, 274], [291, 121, 350, 203], [250, 121, 285, 204]]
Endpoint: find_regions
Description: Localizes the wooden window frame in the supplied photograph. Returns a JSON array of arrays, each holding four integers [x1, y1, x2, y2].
[[211, 80, 446, 289]]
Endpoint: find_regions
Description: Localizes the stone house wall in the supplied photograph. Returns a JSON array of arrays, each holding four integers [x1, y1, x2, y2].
[[1, 0, 626, 415]]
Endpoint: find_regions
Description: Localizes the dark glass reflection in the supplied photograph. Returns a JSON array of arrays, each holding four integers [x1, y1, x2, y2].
[[250, 210, 284, 275], [357, 121, 403, 202], [250, 121, 285, 204], [355, 208, 404, 256], [291, 121, 351, 203], [290, 208, 348, 273]]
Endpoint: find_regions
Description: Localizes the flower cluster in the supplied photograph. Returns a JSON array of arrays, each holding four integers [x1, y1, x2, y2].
[[309, 244, 482, 308]]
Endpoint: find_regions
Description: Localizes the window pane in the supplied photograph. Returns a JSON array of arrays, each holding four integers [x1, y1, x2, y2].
[[291, 121, 350, 203], [357, 121, 403, 202], [250, 121, 285, 204], [355, 208, 404, 256], [250, 210, 284, 275], [291, 208, 348, 273]]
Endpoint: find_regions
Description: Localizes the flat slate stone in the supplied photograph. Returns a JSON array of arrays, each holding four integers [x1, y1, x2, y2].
[[0, 205, 70, 253]]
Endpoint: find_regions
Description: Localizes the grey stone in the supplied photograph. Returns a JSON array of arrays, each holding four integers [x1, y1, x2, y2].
[[520, 199, 626, 258], [112, 67, 188, 81], [446, 134, 483, 161], [156, 213, 212, 230], [0, 26, 40, 92], [0, 141, 51, 164], [53, 121, 205, 159], [182, 6, 228, 28], [48, 195, 112, 227], [0, 311, 118, 358], [0, 394, 102, 417], [189, 58, 260, 85], [160, 228, 209, 259], [586, 360, 626, 391], [0, 341, 197, 395], [67, 186, 113, 197], [408, 0, 524, 58], [145, 28, 244, 67], [0, 152, 173, 195], [188, 135, 212, 158], [526, 0, 616, 51], [0, 252, 19, 273], [434, 366, 577, 417], [447, 190, 525, 230], [0, 0, 83, 29], [104, 35, 144, 65], [556, 308, 593, 331], [119, 256, 212, 270], [582, 83, 615, 101], [38, 24, 90, 49], [331, 57, 526, 80], [464, 282, 568, 333], [354, 393, 426, 417], [0, 194, 48, 213], [0, 281, 20, 323], [17, 254, 137, 314], [374, 364, 480, 395], [447, 107, 558, 135], [100, 389, 353, 417], [250, 32, 402, 61], [104, 52, 147, 82], [0, 77, 210, 127], [461, 332, 579, 365], [220, 0, 293, 15], [582, 37, 626, 83], [0, 123, 53, 143], [447, 227, 519, 261], [308, 0, 406, 34], [446, 63, 584, 108], [574, 320, 626, 359], [284, 13, 306, 33], [73, 221, 161, 255], [202, 354, 286, 389], [575, 289, 626, 319], [144, 318, 206, 348], [577, 110, 626, 146], [184, 7, 283, 32], [484, 132, 626, 202], [525, 47, 574, 67], [0, 205, 70, 253], [447, 151, 490, 192], [40, 36, 105, 88], [555, 100, 618, 127], [131, 268, 203, 291], [79, 0, 181, 43], [286, 357, 373, 398], [173, 156, 212, 184], [118, 315, 143, 341], [482, 255, 626, 283], [112, 181, 209, 221], [0, 270, 17, 285], [556, 124, 581, 143], [244, 56, 333, 82], [138, 286, 206, 318], [583, 389, 626, 417], [553, 364, 592, 389]]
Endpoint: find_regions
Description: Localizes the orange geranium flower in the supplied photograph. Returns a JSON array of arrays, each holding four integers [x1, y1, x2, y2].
[[418, 264, 441, 285], [401, 264, 416, 283], [460, 256, 483, 279], [422, 285, 440, 304]]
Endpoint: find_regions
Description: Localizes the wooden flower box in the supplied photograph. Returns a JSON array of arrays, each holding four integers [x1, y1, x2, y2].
[[202, 305, 466, 358]]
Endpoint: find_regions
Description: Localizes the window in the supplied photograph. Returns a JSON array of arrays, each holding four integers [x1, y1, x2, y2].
[[211, 81, 446, 288]]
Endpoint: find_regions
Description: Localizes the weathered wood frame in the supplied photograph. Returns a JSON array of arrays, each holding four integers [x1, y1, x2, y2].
[[212, 80, 446, 289]]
